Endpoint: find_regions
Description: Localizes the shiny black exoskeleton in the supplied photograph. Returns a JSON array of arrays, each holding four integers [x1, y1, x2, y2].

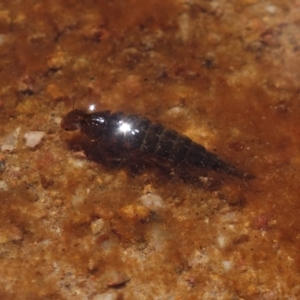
[[61, 109, 248, 178]]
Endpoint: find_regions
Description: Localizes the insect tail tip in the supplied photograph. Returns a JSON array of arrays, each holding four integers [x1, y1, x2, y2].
[[231, 169, 255, 180], [242, 172, 255, 180], [224, 164, 254, 180]]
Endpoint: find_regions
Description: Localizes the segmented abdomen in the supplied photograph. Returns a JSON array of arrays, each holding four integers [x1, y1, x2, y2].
[[101, 111, 229, 172]]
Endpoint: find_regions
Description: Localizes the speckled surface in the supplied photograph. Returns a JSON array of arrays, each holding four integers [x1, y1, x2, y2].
[[0, 0, 300, 299]]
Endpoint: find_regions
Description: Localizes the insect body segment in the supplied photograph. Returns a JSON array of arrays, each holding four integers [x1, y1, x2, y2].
[[62, 109, 247, 178]]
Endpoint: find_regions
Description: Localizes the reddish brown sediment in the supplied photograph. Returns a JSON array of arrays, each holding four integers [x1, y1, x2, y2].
[[0, 0, 300, 299]]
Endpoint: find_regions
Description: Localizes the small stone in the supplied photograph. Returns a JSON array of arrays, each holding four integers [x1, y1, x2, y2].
[[90, 218, 105, 235], [119, 204, 150, 222], [1, 144, 14, 153], [1, 128, 19, 152], [217, 234, 227, 248], [222, 212, 237, 222], [142, 184, 156, 194], [167, 106, 185, 116], [47, 51, 70, 70], [222, 260, 232, 271], [178, 13, 190, 42], [92, 292, 119, 300], [140, 193, 165, 210], [265, 5, 277, 14], [72, 58, 89, 72], [0, 180, 8, 191], [88, 258, 98, 271], [106, 270, 130, 288], [24, 131, 45, 148], [53, 116, 62, 125]]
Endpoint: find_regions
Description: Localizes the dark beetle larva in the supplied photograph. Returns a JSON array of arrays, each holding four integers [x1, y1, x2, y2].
[[61, 109, 249, 178]]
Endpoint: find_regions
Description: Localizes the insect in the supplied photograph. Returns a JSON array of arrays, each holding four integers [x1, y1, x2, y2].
[[61, 108, 249, 179]]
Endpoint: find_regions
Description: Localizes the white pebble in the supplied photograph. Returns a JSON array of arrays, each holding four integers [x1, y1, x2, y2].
[[265, 5, 277, 14], [140, 193, 165, 210], [1, 128, 20, 152], [24, 131, 45, 147], [92, 292, 118, 300], [1, 144, 14, 153], [148, 224, 168, 252], [222, 260, 232, 271], [54, 116, 62, 125], [178, 13, 190, 41], [70, 158, 85, 168], [90, 218, 105, 235], [223, 212, 237, 222], [167, 106, 185, 116], [217, 235, 227, 248], [0, 180, 8, 191], [71, 191, 85, 207], [68, 157, 86, 168]]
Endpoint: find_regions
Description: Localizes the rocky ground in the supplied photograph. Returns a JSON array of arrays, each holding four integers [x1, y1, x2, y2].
[[0, 0, 300, 299]]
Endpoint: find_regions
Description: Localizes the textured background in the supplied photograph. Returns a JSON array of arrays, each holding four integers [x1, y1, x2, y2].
[[0, 0, 299, 299]]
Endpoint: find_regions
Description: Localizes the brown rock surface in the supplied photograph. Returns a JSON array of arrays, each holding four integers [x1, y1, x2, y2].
[[0, 0, 300, 299]]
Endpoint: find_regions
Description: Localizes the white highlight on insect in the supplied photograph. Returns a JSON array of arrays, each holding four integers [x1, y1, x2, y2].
[[118, 121, 140, 135], [88, 104, 96, 112], [119, 122, 131, 134]]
